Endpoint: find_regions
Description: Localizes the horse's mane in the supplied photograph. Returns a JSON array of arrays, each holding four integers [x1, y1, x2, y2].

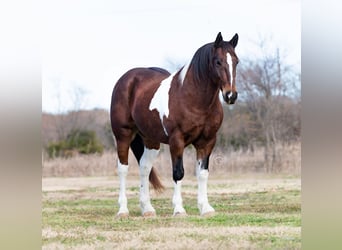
[[189, 43, 214, 83]]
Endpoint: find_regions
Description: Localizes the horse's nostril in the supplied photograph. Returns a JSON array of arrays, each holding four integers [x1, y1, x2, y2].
[[233, 92, 238, 100]]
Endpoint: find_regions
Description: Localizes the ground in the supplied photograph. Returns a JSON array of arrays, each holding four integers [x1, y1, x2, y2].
[[42, 176, 301, 249]]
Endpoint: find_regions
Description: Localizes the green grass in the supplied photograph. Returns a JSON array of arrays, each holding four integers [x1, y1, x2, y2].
[[42, 178, 301, 249]]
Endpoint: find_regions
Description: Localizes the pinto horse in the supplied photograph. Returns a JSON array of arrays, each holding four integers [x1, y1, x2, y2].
[[110, 32, 239, 217]]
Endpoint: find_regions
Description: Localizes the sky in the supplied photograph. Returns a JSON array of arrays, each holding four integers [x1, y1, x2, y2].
[[42, 0, 301, 113]]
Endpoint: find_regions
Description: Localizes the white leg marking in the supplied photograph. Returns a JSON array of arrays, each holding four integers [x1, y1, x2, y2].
[[196, 160, 215, 215], [149, 72, 176, 136], [117, 161, 129, 215], [172, 180, 186, 216], [139, 147, 159, 215]]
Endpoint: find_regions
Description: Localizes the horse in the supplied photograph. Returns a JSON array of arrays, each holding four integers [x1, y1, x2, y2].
[[110, 32, 239, 217]]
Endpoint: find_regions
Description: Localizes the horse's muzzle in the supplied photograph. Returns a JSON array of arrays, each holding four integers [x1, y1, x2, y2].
[[223, 91, 238, 105]]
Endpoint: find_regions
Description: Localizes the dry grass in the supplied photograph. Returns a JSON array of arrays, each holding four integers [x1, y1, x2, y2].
[[42, 176, 301, 249], [42, 142, 301, 249], [42, 225, 300, 250], [42, 151, 116, 177], [42, 142, 300, 178]]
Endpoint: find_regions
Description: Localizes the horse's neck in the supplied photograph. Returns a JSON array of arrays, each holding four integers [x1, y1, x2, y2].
[[181, 76, 220, 110]]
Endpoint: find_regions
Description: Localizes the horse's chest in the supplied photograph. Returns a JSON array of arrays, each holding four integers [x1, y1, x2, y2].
[[182, 112, 222, 141]]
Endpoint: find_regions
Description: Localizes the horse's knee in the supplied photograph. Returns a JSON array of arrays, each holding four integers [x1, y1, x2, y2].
[[173, 168, 184, 182], [173, 157, 184, 182]]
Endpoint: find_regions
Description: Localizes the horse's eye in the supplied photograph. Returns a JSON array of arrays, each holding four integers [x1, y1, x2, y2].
[[216, 60, 222, 66]]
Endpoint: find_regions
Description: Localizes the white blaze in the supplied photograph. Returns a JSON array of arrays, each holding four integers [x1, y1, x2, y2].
[[226, 53, 233, 83], [149, 72, 176, 136], [226, 53, 234, 99]]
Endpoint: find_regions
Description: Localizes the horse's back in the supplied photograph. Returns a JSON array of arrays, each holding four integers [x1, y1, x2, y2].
[[148, 67, 170, 75], [119, 67, 170, 82], [112, 67, 170, 95]]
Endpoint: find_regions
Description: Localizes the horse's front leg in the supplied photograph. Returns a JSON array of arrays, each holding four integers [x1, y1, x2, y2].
[[169, 134, 187, 216], [194, 139, 216, 216], [116, 138, 131, 218], [196, 156, 215, 216]]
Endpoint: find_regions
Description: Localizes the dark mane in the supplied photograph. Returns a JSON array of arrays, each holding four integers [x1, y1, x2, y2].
[[189, 43, 214, 83]]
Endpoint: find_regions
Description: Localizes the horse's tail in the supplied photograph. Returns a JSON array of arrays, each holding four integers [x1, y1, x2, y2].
[[130, 134, 165, 193], [149, 167, 165, 193]]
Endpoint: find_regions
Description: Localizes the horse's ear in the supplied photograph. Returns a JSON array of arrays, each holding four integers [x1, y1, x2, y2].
[[214, 32, 223, 48], [229, 33, 239, 48]]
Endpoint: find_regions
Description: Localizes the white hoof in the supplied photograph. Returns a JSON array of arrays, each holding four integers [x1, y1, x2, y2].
[[199, 203, 215, 216], [116, 212, 129, 218], [141, 203, 156, 217], [173, 205, 187, 217], [143, 211, 156, 218], [173, 211, 187, 217], [117, 206, 129, 216]]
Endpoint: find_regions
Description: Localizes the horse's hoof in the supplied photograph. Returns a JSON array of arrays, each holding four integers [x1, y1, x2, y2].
[[201, 211, 216, 217], [143, 211, 156, 218], [116, 212, 129, 219], [173, 212, 187, 217]]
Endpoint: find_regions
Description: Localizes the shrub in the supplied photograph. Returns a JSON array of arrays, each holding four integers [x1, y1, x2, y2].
[[46, 129, 104, 158]]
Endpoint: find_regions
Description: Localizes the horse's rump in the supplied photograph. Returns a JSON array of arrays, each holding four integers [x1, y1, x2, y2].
[[110, 67, 171, 145]]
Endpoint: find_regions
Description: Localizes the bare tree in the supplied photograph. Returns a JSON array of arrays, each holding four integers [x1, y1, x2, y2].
[[67, 85, 89, 132], [238, 39, 300, 173], [47, 82, 90, 142]]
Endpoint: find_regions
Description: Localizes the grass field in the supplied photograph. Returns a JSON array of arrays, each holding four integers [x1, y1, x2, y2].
[[42, 176, 301, 249]]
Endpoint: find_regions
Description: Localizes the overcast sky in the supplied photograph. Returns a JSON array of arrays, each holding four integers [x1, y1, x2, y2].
[[42, 0, 300, 113]]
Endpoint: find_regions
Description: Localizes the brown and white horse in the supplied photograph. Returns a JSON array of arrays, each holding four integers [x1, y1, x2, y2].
[[110, 32, 239, 217]]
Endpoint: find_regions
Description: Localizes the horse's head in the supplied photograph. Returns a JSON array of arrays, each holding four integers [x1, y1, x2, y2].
[[211, 32, 239, 105]]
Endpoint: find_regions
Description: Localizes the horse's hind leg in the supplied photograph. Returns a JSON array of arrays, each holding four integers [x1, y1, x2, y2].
[[131, 136, 160, 217], [115, 134, 132, 218]]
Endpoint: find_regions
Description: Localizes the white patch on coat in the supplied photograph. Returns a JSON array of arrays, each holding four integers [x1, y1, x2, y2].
[[149, 72, 176, 136]]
